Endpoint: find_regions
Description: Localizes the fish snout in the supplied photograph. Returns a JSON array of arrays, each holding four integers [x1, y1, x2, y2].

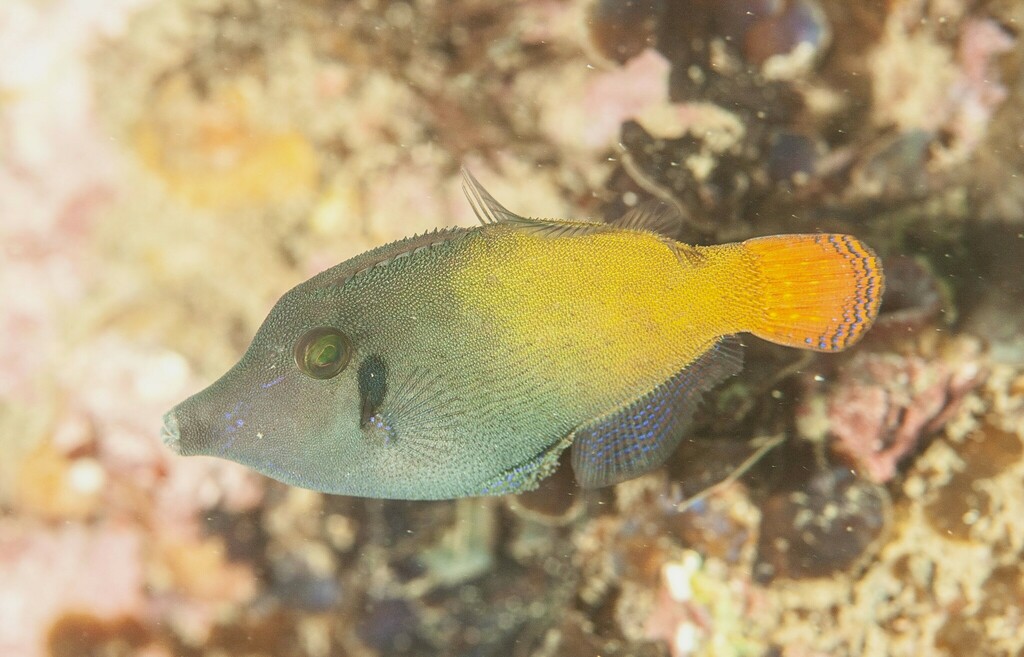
[[161, 410, 182, 454], [161, 382, 258, 457]]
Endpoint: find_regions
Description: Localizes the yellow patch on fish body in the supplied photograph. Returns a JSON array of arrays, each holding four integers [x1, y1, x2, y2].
[[452, 225, 757, 416]]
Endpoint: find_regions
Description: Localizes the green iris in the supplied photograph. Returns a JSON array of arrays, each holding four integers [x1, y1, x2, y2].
[[295, 327, 352, 379]]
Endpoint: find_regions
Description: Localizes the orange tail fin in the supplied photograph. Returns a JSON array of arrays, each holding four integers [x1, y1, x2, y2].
[[743, 234, 884, 352]]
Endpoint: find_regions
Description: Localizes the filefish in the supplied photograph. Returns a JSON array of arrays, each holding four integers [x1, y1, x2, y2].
[[161, 170, 884, 500]]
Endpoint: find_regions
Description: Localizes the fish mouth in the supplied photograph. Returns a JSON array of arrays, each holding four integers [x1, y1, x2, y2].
[[160, 410, 182, 454]]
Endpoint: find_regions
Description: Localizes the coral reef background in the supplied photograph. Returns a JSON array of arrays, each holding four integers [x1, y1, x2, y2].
[[2, 1, 1024, 656]]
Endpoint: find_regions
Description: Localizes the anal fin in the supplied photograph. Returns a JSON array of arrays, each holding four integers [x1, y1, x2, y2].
[[571, 337, 744, 489]]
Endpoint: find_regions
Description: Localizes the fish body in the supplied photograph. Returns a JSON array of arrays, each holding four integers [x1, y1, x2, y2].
[[161, 170, 884, 499]]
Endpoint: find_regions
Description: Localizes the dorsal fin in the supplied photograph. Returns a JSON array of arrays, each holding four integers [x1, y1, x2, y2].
[[667, 241, 707, 267], [460, 167, 613, 238], [611, 201, 679, 235], [461, 167, 523, 225], [611, 200, 706, 266]]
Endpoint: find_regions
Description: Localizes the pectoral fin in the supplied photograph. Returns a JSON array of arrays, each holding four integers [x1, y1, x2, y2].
[[571, 337, 744, 489]]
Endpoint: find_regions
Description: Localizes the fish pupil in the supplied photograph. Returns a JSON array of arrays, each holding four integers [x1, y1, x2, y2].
[[314, 342, 339, 365]]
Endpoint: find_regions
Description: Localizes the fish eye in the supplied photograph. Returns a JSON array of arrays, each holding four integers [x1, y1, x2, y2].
[[295, 327, 352, 379]]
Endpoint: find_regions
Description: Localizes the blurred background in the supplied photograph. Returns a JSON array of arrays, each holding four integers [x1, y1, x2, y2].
[[2, 1, 1024, 656]]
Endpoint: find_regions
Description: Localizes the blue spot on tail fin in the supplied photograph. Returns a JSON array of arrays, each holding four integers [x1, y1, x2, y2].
[[570, 337, 744, 489]]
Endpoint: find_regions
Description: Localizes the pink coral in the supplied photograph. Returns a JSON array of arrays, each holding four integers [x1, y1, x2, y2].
[[867, 13, 1014, 165], [7, 332, 265, 654], [64, 335, 267, 533], [949, 18, 1016, 156], [0, 522, 145, 657], [802, 343, 983, 483], [582, 48, 672, 148], [0, 0, 153, 398]]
